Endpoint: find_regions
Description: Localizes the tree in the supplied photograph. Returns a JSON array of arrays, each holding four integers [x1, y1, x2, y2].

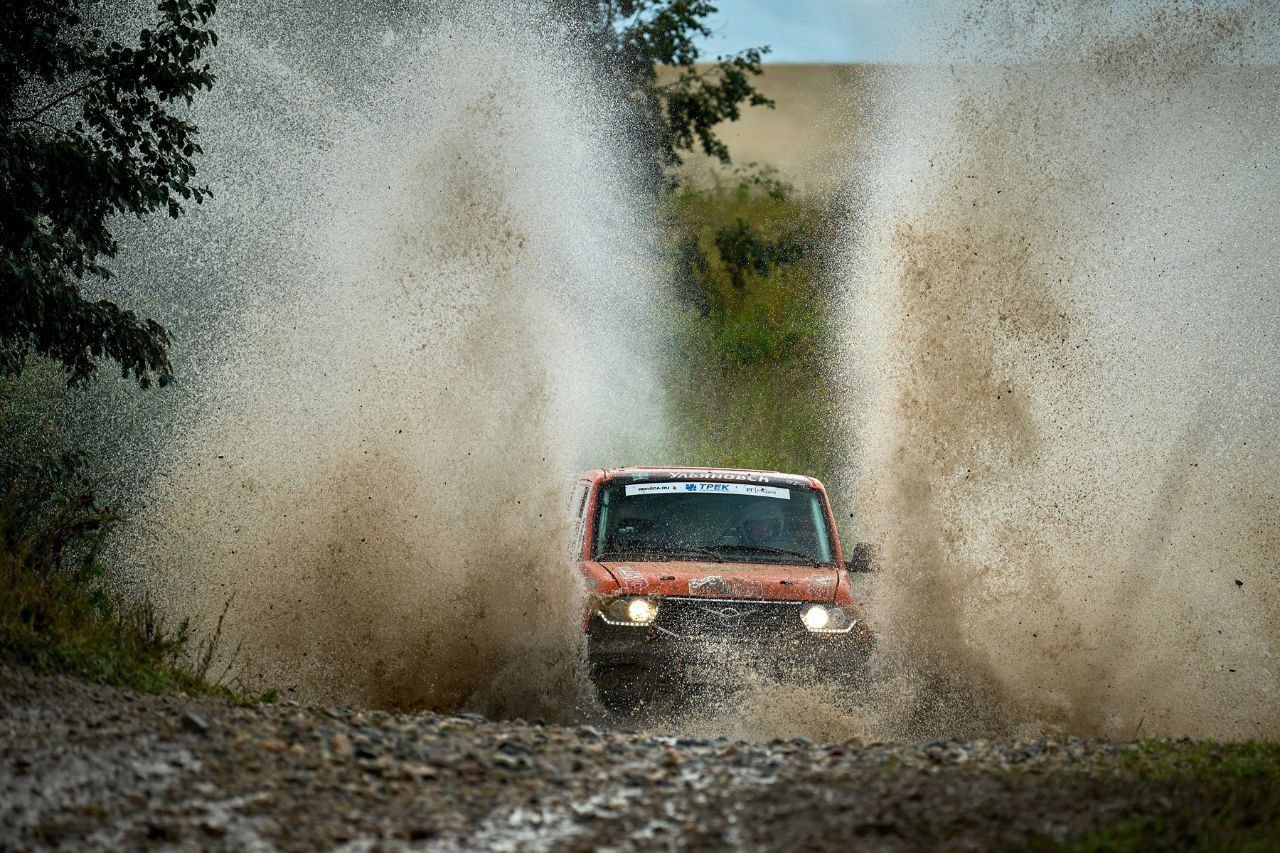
[[582, 1, 773, 179], [0, 0, 218, 387]]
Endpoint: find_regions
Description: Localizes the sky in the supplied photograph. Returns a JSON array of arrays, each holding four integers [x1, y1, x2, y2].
[[693, 0, 934, 63]]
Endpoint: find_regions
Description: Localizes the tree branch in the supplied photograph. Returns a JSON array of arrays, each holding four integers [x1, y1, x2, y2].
[[21, 117, 76, 138], [652, 48, 768, 93], [654, 64, 724, 92], [5, 80, 98, 124]]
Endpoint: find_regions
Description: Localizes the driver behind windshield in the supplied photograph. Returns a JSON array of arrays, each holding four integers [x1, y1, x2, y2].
[[730, 502, 797, 551]]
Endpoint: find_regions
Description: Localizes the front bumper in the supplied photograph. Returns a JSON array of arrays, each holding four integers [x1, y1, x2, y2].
[[587, 596, 870, 689]]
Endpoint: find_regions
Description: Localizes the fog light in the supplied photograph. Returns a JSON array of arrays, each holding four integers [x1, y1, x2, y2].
[[598, 596, 659, 626], [801, 603, 856, 634], [626, 597, 657, 624], [802, 604, 831, 632]]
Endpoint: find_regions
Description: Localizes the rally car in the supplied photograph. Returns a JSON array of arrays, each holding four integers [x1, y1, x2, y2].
[[569, 466, 876, 714]]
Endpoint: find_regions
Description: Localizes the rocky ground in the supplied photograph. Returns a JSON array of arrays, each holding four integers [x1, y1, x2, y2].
[[0, 667, 1257, 851]]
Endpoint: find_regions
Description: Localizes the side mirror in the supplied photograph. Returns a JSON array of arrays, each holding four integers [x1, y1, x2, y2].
[[845, 542, 881, 573]]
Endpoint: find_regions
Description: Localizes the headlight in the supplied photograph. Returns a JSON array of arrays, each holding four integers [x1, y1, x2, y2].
[[626, 597, 656, 624], [801, 604, 855, 634], [597, 596, 659, 626], [802, 604, 830, 631]]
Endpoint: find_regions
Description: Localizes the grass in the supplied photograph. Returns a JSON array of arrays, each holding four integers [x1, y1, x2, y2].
[[666, 356, 838, 478], [0, 373, 242, 698], [1057, 740, 1280, 851], [0, 558, 213, 695], [0, 487, 251, 698], [661, 168, 843, 487], [1119, 738, 1280, 783]]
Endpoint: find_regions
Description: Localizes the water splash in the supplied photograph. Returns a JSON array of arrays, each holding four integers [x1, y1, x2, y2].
[[843, 1, 1280, 740], [110, 1, 666, 716]]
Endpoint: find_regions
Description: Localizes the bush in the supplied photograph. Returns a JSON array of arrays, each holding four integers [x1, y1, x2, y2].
[[0, 435, 226, 694], [663, 168, 840, 485]]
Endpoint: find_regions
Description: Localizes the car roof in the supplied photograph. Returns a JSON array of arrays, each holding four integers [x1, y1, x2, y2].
[[578, 466, 823, 490]]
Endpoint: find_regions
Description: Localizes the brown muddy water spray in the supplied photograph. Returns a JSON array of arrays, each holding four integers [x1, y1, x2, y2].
[[843, 1, 1280, 740], [93, 0, 1280, 739], [107, 1, 667, 717]]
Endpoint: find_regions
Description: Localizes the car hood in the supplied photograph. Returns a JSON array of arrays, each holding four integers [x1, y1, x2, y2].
[[592, 560, 839, 602]]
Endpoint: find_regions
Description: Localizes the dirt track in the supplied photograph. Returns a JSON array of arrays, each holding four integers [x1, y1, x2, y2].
[[0, 667, 1231, 850]]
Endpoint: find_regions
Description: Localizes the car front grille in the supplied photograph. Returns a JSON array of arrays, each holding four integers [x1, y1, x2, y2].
[[652, 596, 808, 641]]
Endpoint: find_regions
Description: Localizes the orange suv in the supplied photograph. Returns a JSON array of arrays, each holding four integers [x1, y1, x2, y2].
[[570, 467, 875, 714]]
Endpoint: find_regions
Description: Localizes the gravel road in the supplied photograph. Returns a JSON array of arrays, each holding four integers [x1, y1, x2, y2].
[[0, 668, 1201, 850]]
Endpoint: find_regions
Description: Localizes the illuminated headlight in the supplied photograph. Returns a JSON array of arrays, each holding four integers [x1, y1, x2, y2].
[[801, 604, 855, 634], [598, 596, 659, 627], [626, 598, 657, 624], [801, 604, 830, 631]]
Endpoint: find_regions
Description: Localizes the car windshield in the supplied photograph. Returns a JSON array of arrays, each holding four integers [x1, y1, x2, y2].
[[592, 480, 834, 566]]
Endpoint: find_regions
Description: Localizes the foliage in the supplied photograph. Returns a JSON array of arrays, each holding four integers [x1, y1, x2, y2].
[[581, 1, 773, 179], [0, 0, 218, 387], [668, 167, 827, 369], [0, 442, 230, 694], [713, 218, 811, 291], [662, 169, 839, 486]]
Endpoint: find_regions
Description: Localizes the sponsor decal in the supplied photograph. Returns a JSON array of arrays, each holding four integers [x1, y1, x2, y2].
[[613, 565, 647, 592], [624, 482, 790, 499], [619, 470, 810, 488], [688, 575, 766, 599], [666, 470, 773, 483]]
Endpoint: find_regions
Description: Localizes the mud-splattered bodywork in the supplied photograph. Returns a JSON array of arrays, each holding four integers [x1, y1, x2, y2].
[[572, 467, 873, 712]]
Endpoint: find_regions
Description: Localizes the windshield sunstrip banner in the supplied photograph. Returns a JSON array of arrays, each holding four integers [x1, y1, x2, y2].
[[624, 482, 791, 500], [618, 470, 807, 487]]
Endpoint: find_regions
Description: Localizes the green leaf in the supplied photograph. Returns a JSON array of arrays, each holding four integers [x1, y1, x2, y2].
[[1, 0, 217, 388]]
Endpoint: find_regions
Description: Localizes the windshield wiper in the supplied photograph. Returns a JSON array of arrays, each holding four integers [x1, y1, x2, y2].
[[660, 545, 724, 562], [597, 542, 723, 563], [715, 544, 820, 565]]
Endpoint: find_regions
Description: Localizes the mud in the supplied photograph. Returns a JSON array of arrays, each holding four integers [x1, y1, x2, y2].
[[104, 1, 666, 718], [58, 0, 1280, 744], [841, 1, 1280, 741], [0, 668, 1249, 851]]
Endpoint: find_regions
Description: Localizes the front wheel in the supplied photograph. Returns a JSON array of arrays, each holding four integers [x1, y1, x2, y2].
[[590, 663, 688, 718]]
